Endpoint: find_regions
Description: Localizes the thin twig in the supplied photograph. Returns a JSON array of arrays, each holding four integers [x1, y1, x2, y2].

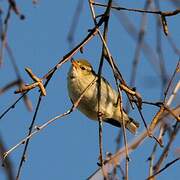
[[0, 135, 15, 180], [148, 143, 158, 180], [0, 93, 27, 120], [0, 5, 11, 66], [6, 43, 33, 111], [153, 122, 180, 173], [8, 0, 25, 19], [167, 35, 180, 56], [93, 2, 180, 16], [147, 157, 180, 180], [0, 80, 20, 95], [16, 94, 43, 180], [88, 0, 113, 177], [164, 60, 180, 103], [67, 0, 84, 49], [88, 0, 104, 170], [118, 88, 129, 180], [149, 60, 180, 133], [112, 1, 165, 76], [146, 157, 180, 180], [154, 0, 168, 93], [129, 0, 152, 88], [166, 80, 180, 107]]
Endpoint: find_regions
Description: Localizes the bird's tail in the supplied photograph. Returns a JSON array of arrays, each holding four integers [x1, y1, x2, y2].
[[105, 116, 139, 134], [125, 116, 139, 134]]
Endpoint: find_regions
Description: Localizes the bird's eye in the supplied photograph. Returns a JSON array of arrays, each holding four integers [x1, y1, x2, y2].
[[80, 66, 86, 70]]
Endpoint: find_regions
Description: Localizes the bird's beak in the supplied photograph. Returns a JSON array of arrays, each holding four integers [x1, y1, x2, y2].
[[71, 60, 79, 69]]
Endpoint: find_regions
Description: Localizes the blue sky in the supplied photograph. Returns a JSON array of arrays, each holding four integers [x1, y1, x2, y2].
[[0, 1, 179, 180]]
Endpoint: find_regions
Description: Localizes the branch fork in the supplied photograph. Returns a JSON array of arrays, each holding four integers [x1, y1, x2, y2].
[[14, 67, 46, 96]]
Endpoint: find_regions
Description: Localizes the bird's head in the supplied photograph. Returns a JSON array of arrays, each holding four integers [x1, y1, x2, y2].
[[70, 59, 95, 77]]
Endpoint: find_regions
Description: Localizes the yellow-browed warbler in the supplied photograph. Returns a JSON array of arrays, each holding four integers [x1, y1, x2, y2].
[[67, 59, 139, 134]]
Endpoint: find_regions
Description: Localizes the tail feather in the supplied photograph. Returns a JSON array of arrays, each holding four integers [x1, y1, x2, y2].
[[105, 117, 139, 134], [126, 117, 139, 134]]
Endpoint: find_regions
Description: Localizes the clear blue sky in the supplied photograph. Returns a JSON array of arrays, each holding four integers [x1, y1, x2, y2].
[[0, 1, 179, 180]]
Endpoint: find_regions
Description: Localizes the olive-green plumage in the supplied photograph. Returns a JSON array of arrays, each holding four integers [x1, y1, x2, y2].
[[67, 59, 139, 134]]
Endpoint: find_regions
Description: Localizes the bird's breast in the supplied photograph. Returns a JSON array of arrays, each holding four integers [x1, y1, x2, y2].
[[67, 69, 118, 120]]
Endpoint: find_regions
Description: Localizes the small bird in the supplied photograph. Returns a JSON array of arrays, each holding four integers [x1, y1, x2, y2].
[[67, 59, 139, 134]]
